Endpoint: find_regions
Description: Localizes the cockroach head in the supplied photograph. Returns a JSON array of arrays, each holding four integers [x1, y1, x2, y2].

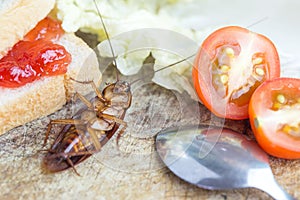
[[113, 80, 131, 93]]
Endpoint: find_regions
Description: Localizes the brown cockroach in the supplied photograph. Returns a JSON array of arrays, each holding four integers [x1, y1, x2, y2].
[[43, 79, 132, 174], [42, 0, 194, 175]]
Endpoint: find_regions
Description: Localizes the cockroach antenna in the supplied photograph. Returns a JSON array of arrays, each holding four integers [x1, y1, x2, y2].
[[130, 53, 196, 85], [246, 17, 269, 28], [154, 53, 196, 74], [93, 0, 119, 80]]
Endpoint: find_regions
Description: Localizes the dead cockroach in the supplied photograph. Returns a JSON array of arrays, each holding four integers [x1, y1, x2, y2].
[[43, 78, 132, 174], [42, 0, 194, 175]]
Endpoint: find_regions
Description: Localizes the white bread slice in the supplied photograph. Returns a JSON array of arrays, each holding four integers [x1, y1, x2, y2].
[[0, 0, 56, 59], [0, 33, 102, 135]]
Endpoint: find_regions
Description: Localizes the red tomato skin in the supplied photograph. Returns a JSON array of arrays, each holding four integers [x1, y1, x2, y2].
[[249, 78, 300, 159], [193, 26, 280, 120]]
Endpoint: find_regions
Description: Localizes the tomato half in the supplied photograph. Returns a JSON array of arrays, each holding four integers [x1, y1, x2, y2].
[[192, 26, 280, 119], [249, 78, 300, 159]]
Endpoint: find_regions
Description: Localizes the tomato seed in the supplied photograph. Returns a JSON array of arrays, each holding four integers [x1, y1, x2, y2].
[[220, 74, 229, 84], [224, 47, 235, 57], [252, 57, 263, 65], [281, 124, 300, 137], [220, 65, 230, 72], [276, 94, 286, 104], [255, 67, 265, 76]]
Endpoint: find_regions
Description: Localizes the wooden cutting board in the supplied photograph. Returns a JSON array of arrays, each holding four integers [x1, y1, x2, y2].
[[0, 79, 299, 200]]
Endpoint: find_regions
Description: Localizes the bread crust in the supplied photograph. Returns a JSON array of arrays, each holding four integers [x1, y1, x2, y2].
[[0, 33, 101, 135], [0, 0, 55, 59]]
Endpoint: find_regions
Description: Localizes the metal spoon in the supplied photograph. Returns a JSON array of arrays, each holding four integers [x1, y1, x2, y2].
[[156, 125, 295, 200]]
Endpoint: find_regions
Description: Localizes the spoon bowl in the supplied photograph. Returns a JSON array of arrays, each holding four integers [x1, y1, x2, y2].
[[156, 125, 295, 200]]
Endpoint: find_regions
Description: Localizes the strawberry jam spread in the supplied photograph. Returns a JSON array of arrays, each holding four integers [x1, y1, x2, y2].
[[0, 17, 71, 88]]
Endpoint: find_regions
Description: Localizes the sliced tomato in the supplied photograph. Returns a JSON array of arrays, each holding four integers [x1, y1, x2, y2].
[[192, 26, 280, 119], [249, 78, 300, 159]]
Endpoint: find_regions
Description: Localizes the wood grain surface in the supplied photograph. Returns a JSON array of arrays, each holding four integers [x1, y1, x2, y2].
[[1, 80, 299, 200], [0, 33, 299, 200]]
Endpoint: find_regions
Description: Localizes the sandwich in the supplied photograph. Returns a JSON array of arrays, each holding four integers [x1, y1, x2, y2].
[[0, 0, 102, 135]]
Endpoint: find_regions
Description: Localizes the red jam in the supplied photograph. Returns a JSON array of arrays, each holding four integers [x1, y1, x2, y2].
[[0, 17, 71, 88]]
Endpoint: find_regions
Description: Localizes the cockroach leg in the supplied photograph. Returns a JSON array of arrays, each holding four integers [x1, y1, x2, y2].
[[116, 125, 127, 148], [86, 127, 103, 151], [74, 92, 93, 109], [69, 77, 106, 102], [48, 119, 86, 125], [100, 113, 127, 127], [48, 150, 99, 176], [66, 157, 80, 176], [43, 119, 86, 146], [100, 113, 128, 147]]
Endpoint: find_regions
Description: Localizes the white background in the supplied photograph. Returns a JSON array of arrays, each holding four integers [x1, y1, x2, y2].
[[176, 0, 300, 77]]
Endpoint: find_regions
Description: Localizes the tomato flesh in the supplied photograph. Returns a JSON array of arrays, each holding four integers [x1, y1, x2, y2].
[[193, 26, 280, 119], [0, 17, 71, 88], [249, 78, 300, 159]]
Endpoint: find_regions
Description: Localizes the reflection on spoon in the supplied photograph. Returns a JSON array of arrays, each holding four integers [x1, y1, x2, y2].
[[156, 125, 295, 200]]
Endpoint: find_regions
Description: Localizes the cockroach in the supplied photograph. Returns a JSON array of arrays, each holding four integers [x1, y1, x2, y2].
[[42, 0, 194, 175], [43, 79, 132, 174]]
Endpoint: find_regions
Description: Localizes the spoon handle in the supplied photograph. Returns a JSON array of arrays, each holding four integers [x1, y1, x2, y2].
[[254, 177, 295, 200]]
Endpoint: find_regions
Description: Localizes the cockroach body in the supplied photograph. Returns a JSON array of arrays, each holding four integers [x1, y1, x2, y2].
[[43, 80, 132, 174]]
